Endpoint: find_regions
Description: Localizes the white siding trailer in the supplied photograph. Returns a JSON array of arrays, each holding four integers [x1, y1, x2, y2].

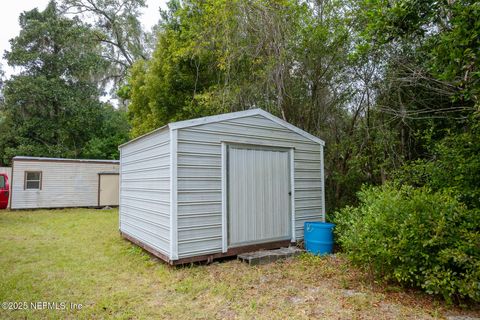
[[10, 156, 119, 209], [119, 109, 325, 264]]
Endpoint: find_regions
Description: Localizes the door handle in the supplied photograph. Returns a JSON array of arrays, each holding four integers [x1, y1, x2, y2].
[[288, 191, 292, 196]]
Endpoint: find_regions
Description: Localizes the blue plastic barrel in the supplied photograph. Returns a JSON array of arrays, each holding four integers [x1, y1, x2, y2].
[[304, 222, 335, 255]]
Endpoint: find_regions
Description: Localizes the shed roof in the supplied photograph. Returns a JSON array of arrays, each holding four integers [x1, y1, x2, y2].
[[13, 156, 119, 164], [119, 109, 325, 149]]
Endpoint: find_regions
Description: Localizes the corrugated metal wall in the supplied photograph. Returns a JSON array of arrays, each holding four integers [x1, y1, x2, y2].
[[228, 146, 291, 247], [11, 161, 118, 209], [176, 114, 323, 258], [119, 128, 171, 257]]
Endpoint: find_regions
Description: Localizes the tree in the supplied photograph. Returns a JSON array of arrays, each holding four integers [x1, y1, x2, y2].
[[120, 0, 479, 212], [352, 0, 478, 133], [61, 0, 151, 89], [82, 105, 130, 159], [0, 1, 129, 165], [318, 0, 480, 210], [0, 65, 4, 103], [122, 0, 384, 211], [119, 0, 228, 136], [122, 0, 352, 133]]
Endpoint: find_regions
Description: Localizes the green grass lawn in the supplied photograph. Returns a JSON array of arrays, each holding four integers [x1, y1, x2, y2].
[[0, 208, 478, 319]]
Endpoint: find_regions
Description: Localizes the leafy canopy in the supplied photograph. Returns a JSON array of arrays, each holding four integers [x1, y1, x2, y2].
[[0, 1, 129, 164]]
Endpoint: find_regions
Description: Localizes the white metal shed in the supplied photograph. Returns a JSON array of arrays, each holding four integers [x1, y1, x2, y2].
[[10, 156, 119, 209], [119, 109, 325, 264]]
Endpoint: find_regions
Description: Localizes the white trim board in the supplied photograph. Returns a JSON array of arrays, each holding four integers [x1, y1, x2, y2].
[[221, 142, 228, 253], [289, 148, 296, 241], [118, 148, 123, 231], [169, 129, 178, 260], [320, 145, 326, 222]]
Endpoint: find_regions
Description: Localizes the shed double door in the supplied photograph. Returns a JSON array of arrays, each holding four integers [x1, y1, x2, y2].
[[228, 145, 291, 247]]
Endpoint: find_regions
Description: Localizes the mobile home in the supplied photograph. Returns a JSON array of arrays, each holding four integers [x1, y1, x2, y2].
[[10, 156, 119, 209], [119, 109, 325, 264]]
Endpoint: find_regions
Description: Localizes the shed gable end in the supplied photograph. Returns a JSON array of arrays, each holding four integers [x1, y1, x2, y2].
[[175, 113, 324, 259], [170, 109, 324, 146]]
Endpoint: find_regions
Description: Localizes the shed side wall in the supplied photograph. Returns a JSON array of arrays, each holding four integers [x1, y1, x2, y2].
[[11, 161, 118, 209], [176, 114, 323, 258], [119, 128, 170, 257]]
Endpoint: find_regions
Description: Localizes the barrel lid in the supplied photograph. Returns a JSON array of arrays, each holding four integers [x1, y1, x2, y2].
[[304, 221, 335, 228]]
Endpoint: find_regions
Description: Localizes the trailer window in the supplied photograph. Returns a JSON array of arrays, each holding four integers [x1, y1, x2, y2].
[[0, 176, 4, 189], [25, 171, 42, 190]]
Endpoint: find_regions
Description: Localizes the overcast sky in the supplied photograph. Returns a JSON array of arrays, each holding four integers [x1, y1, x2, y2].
[[0, 0, 167, 77]]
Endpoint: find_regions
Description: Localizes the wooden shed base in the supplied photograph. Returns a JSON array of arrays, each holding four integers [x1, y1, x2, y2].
[[120, 231, 294, 265], [121, 231, 171, 263]]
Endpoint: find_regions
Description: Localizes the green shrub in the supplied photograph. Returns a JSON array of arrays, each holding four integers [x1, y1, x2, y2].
[[335, 183, 480, 303]]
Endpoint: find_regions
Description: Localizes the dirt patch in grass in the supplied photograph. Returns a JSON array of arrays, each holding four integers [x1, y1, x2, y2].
[[0, 208, 478, 319]]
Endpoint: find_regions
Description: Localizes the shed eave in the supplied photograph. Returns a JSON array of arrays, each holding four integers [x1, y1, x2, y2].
[[12, 156, 119, 164]]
